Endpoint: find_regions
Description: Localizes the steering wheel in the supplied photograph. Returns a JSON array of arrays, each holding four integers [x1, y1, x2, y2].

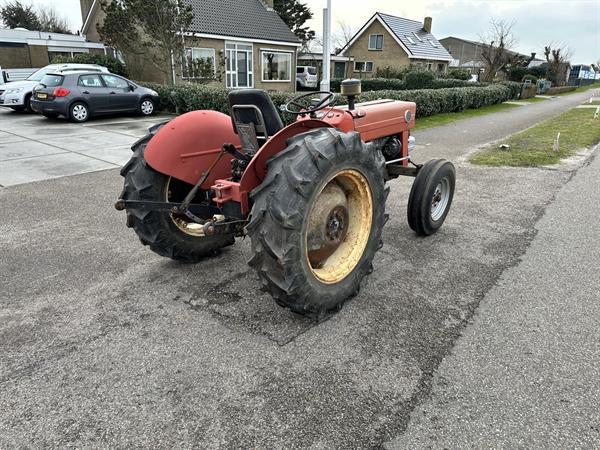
[[283, 91, 336, 116]]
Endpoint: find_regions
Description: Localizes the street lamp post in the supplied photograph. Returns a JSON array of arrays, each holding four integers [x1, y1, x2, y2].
[[320, 0, 332, 94]]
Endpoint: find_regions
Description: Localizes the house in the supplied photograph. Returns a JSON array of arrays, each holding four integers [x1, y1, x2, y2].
[[296, 52, 354, 81], [338, 13, 453, 78], [0, 28, 105, 70], [569, 64, 597, 86], [440, 36, 534, 76], [80, 0, 301, 91]]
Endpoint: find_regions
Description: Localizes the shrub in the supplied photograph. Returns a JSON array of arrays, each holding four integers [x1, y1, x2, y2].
[[497, 81, 521, 99], [50, 53, 128, 77], [140, 82, 515, 121], [330, 76, 482, 92], [507, 66, 528, 82], [445, 69, 470, 80], [404, 70, 436, 89], [374, 66, 413, 79]]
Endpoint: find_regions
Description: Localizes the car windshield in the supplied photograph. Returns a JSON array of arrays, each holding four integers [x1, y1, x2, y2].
[[308, 67, 317, 75], [27, 67, 56, 81]]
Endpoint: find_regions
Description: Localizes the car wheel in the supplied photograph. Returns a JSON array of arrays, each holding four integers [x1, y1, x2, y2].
[[24, 94, 33, 113], [69, 102, 89, 123], [139, 98, 155, 116]]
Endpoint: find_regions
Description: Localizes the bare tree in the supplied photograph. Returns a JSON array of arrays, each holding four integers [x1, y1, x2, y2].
[[36, 5, 72, 34], [333, 20, 356, 53], [544, 43, 572, 85], [478, 19, 517, 82]]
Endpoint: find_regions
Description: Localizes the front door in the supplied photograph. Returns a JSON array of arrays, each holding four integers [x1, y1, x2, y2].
[[226, 42, 253, 88], [334, 62, 346, 79]]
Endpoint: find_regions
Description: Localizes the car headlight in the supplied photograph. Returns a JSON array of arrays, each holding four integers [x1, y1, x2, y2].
[[6, 87, 24, 94]]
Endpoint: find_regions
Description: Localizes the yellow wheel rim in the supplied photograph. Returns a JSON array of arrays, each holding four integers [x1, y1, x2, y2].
[[166, 177, 206, 237], [305, 169, 373, 284]]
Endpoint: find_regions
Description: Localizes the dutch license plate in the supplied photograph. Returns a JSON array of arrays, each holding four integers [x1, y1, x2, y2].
[[37, 93, 47, 99]]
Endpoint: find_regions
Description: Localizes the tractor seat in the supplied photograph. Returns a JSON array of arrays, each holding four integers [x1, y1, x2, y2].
[[228, 89, 284, 152]]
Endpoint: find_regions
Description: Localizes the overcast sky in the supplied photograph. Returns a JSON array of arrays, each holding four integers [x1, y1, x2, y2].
[[9, 0, 600, 63]]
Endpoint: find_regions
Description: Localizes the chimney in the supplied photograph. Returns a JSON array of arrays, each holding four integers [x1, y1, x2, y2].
[[423, 17, 432, 33], [262, 0, 274, 10]]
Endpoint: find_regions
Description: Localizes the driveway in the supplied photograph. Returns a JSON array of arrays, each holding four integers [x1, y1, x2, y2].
[[0, 109, 172, 186], [0, 88, 598, 447]]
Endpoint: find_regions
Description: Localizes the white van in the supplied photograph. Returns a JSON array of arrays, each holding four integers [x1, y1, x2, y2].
[[296, 66, 318, 90]]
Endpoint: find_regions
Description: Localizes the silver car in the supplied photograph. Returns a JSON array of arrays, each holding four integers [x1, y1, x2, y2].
[[0, 63, 109, 112]]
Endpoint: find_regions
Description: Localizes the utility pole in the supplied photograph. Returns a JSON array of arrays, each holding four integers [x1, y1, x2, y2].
[[320, 0, 332, 94]]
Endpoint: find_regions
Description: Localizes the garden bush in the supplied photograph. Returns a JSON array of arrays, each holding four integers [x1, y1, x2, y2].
[[330, 77, 483, 92], [51, 53, 128, 77], [141, 82, 515, 121]]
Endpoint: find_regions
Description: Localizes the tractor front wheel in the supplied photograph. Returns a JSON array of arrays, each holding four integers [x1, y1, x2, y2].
[[407, 159, 456, 236], [247, 128, 388, 316], [119, 135, 234, 262]]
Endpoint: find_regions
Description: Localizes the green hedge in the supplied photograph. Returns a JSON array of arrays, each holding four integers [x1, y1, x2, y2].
[[142, 82, 515, 121], [329, 77, 495, 92], [50, 54, 128, 77]]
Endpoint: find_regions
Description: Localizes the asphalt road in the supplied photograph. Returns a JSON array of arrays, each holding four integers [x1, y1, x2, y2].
[[0, 89, 597, 447], [388, 149, 600, 449]]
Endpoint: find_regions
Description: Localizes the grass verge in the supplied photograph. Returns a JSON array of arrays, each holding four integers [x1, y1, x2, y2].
[[413, 102, 521, 130], [469, 107, 600, 167]]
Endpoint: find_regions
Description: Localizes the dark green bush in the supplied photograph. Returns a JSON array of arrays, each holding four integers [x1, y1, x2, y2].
[[497, 81, 521, 99], [522, 74, 538, 84], [444, 69, 470, 80], [50, 53, 128, 77], [330, 76, 482, 92], [141, 82, 515, 121], [507, 66, 528, 82], [404, 70, 436, 89]]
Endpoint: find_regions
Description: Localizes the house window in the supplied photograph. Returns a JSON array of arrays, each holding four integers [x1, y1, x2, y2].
[[428, 39, 438, 48], [406, 36, 416, 45], [413, 32, 423, 42], [262, 51, 292, 82], [354, 61, 373, 72], [226, 42, 253, 88], [183, 47, 216, 79], [368, 34, 383, 50], [437, 63, 445, 73]]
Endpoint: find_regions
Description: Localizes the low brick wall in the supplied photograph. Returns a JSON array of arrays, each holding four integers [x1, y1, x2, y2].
[[546, 86, 577, 95]]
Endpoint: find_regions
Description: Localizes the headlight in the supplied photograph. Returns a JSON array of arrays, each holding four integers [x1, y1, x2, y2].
[[7, 87, 24, 94]]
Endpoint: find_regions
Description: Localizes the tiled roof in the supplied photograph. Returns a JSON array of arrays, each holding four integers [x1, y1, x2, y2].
[[185, 0, 300, 45], [377, 13, 453, 61]]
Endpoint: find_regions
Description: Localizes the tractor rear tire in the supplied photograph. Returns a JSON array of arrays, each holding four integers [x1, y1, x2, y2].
[[407, 159, 456, 236], [247, 128, 388, 316], [119, 131, 234, 262]]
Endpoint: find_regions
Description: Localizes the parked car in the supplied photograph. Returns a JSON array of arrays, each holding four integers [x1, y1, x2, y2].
[[31, 72, 160, 122], [0, 63, 109, 113], [296, 65, 318, 90]]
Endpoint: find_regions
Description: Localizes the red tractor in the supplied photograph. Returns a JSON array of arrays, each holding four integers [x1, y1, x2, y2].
[[115, 80, 455, 316]]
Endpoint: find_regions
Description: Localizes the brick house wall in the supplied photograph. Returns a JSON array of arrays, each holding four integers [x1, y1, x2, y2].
[[345, 20, 449, 78]]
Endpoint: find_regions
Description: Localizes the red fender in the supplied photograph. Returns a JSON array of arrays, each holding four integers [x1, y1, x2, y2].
[[144, 110, 241, 188]]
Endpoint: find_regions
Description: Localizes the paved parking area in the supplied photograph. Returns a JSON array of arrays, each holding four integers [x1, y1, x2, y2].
[[0, 108, 172, 186]]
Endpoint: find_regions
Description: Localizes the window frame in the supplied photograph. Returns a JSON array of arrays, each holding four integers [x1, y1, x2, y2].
[[77, 74, 104, 88], [101, 74, 130, 89], [183, 47, 217, 79], [261, 50, 293, 83], [354, 61, 373, 73], [368, 34, 384, 51], [225, 41, 254, 89]]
